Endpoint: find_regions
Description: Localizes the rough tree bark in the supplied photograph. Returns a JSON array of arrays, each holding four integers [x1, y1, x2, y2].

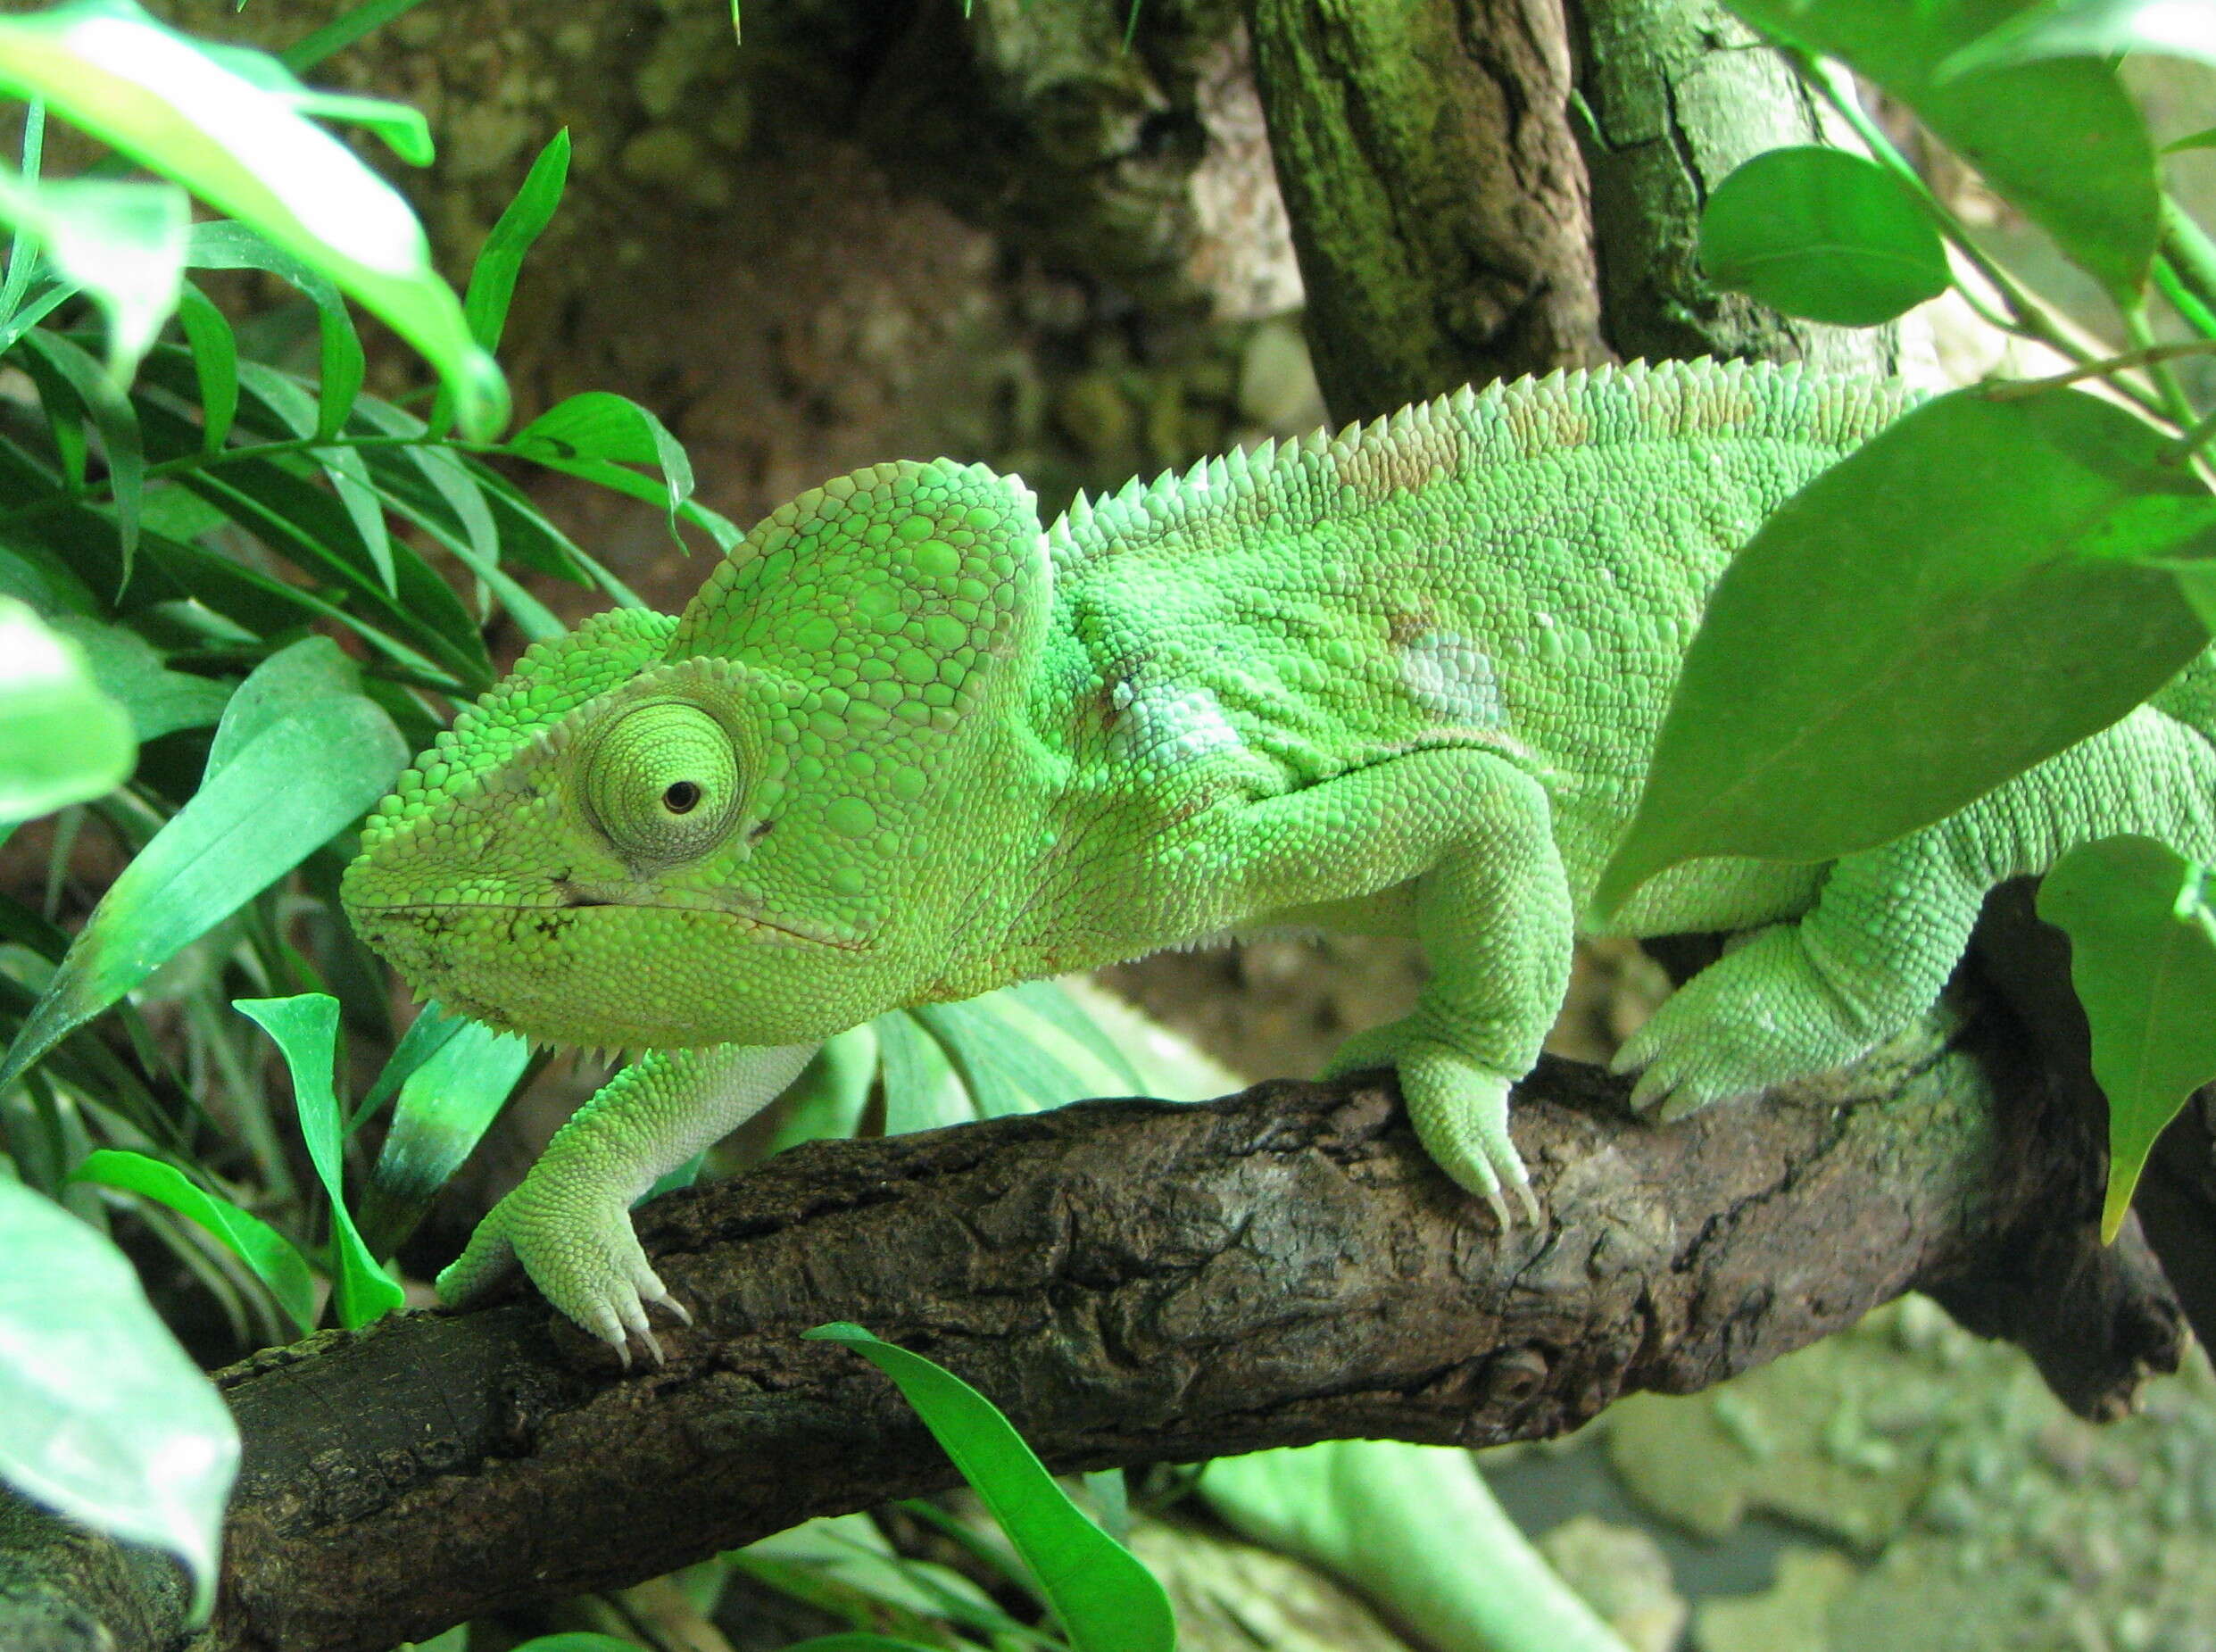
[[1245, 0, 1613, 424], [19, 942, 2185, 1652], [1568, 0, 1913, 375]]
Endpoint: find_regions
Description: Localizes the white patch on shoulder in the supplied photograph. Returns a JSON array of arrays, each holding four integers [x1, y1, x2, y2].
[[1398, 629, 1506, 727], [1112, 679, 1246, 768]]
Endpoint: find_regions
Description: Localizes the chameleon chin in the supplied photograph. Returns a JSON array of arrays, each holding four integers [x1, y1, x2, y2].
[[344, 358, 2216, 1361]]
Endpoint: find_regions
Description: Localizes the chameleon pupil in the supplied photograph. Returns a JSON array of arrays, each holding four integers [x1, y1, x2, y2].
[[663, 781, 701, 814]]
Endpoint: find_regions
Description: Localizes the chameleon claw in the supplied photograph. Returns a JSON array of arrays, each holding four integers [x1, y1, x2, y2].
[[649, 1291, 694, 1328], [1510, 1175, 1541, 1226], [1480, 1183, 1513, 1231]]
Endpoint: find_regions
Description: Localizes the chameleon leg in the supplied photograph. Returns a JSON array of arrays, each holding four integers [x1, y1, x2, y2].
[[1186, 749, 1573, 1225], [1616, 704, 2216, 1117], [438, 1041, 817, 1362]]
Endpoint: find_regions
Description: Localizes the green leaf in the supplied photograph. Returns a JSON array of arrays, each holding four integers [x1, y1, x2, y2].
[[0, 101, 48, 335], [1596, 386, 2216, 914], [1726, 0, 2159, 301], [233, 359, 392, 593], [174, 281, 237, 452], [44, 612, 231, 742], [187, 221, 369, 448], [1698, 146, 1951, 326], [503, 1637, 651, 1652], [18, 328, 145, 583], [0, 0, 507, 436], [356, 1006, 531, 1259], [2038, 834, 2216, 1242], [912, 997, 1105, 1119], [0, 1177, 238, 1619], [464, 129, 569, 354], [71, 1147, 318, 1333], [234, 992, 405, 1328], [0, 170, 186, 378], [509, 391, 705, 546], [803, 1323, 1176, 1652], [874, 1009, 975, 1133], [748, 1024, 879, 1164], [0, 638, 407, 1094], [1946, 0, 2216, 75], [776, 1640, 953, 1652], [0, 597, 134, 825], [278, 0, 436, 74], [2165, 125, 2216, 154], [1202, 1442, 1629, 1652]]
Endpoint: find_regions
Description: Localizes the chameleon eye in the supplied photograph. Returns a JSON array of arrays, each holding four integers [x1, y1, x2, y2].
[[585, 704, 740, 865]]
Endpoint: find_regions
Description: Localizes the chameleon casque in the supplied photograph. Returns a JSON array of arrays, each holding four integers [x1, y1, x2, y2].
[[342, 358, 2216, 1357]]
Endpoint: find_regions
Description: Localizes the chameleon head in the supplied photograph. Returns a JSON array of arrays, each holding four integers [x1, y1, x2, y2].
[[341, 618, 913, 1050], [343, 455, 1052, 1050]]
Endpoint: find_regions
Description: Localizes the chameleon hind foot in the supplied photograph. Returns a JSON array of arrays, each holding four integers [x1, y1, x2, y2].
[[1328, 1021, 1540, 1228], [1611, 924, 1898, 1121], [436, 1173, 692, 1368]]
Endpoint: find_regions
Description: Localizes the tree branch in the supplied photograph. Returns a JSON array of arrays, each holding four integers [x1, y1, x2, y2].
[[98, 956, 2159, 1652]]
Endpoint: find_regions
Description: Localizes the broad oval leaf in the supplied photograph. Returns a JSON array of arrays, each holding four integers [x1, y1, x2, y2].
[[0, 1177, 239, 1618], [0, 0, 506, 435], [0, 597, 134, 824], [0, 638, 407, 1093], [71, 1147, 317, 1334], [803, 1323, 1175, 1652], [1727, 0, 2159, 301], [234, 993, 405, 1328], [1699, 146, 1951, 326], [1597, 386, 2216, 914], [2037, 834, 2216, 1242]]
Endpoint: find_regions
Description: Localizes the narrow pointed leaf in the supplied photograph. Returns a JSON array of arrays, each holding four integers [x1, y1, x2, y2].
[[71, 1148, 317, 1333], [804, 1323, 1176, 1652], [0, 1178, 238, 1618], [18, 328, 144, 582], [234, 993, 403, 1327], [356, 1007, 531, 1259], [1598, 386, 2216, 914], [0, 598, 134, 824], [173, 281, 237, 452], [0, 1, 505, 434], [464, 129, 569, 353], [278, 0, 436, 73], [0, 641, 406, 1093], [2038, 834, 2216, 1242], [509, 392, 709, 546]]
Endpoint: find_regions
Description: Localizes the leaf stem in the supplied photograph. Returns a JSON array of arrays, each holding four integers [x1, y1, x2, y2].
[[1793, 50, 2164, 417], [1982, 339, 2216, 400]]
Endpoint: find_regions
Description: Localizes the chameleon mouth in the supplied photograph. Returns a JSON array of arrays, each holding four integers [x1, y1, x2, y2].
[[347, 898, 862, 951]]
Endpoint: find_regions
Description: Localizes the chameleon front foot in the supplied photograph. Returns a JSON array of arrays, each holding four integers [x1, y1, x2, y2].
[[1327, 1023, 1540, 1229], [436, 1175, 692, 1368]]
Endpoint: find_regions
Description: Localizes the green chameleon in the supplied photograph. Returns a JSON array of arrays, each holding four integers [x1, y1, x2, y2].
[[342, 358, 2216, 1359]]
